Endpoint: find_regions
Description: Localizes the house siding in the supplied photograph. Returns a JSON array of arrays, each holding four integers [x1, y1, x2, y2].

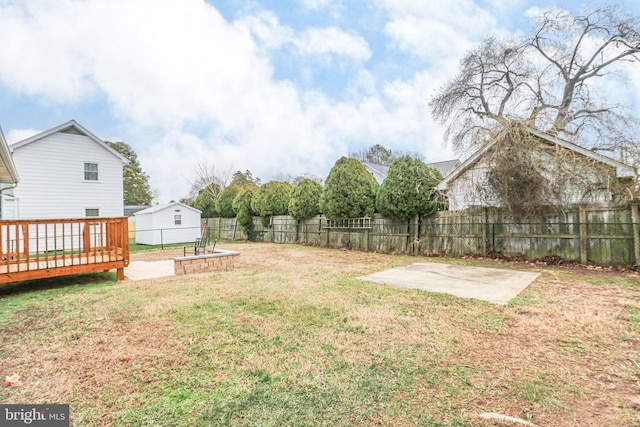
[[10, 132, 124, 219], [445, 150, 619, 211]]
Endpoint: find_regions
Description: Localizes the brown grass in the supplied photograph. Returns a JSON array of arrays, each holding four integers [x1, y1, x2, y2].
[[1, 242, 639, 426]]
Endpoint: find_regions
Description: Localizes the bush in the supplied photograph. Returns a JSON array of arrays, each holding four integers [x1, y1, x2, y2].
[[289, 179, 323, 220], [376, 156, 443, 220], [233, 184, 259, 238], [215, 184, 241, 218], [251, 181, 292, 220], [321, 157, 378, 220], [191, 183, 220, 218]]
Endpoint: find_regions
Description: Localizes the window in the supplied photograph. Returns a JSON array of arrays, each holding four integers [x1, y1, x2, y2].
[[174, 214, 182, 225], [85, 208, 99, 217], [84, 163, 98, 181]]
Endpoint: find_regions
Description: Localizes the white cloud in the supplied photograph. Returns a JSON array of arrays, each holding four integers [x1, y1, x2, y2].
[[373, 0, 496, 60], [5, 129, 40, 144], [292, 27, 371, 63], [0, 0, 461, 201]]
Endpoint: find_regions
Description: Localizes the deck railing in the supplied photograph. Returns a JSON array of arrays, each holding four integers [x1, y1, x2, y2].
[[0, 217, 129, 284]]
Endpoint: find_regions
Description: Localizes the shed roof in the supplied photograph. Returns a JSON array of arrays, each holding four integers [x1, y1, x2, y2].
[[134, 201, 201, 216], [10, 120, 129, 164]]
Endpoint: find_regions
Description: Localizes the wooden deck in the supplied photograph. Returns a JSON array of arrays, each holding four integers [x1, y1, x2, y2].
[[0, 217, 129, 284]]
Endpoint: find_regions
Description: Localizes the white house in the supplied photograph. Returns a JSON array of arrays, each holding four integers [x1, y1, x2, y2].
[[437, 128, 636, 211], [4, 120, 127, 219], [134, 202, 202, 245]]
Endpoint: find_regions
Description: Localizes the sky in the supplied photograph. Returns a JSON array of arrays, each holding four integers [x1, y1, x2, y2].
[[1, 0, 639, 203]]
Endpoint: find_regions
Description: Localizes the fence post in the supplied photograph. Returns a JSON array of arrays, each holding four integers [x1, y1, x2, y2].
[[579, 204, 588, 264], [482, 208, 488, 255], [632, 203, 640, 266]]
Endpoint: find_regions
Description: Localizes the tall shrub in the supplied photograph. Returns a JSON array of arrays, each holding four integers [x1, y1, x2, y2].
[[321, 157, 378, 220], [252, 181, 292, 225], [233, 183, 259, 239], [192, 183, 220, 218], [215, 184, 241, 218], [376, 156, 444, 220], [289, 179, 322, 220]]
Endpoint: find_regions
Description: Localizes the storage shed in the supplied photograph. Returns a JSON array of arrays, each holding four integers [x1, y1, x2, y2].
[[134, 202, 201, 245]]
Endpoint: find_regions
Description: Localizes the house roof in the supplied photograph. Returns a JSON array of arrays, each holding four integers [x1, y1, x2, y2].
[[362, 159, 460, 184], [10, 120, 129, 164], [436, 128, 636, 191], [0, 126, 19, 184], [134, 201, 201, 216]]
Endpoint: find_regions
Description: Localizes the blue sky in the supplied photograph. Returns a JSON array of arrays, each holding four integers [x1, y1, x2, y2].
[[0, 0, 639, 202]]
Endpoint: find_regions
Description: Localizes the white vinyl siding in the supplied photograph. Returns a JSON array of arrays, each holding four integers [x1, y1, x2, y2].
[[10, 132, 124, 219], [134, 203, 201, 245]]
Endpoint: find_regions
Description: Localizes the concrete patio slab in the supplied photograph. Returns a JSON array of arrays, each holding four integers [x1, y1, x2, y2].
[[125, 260, 175, 281], [359, 262, 539, 305]]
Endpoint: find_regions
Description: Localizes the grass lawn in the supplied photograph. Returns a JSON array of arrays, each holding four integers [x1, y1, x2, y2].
[[1, 243, 639, 426]]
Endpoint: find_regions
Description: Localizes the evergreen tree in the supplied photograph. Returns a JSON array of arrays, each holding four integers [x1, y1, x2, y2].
[[233, 183, 259, 239], [289, 179, 322, 220], [321, 157, 378, 220], [192, 183, 220, 218], [215, 184, 241, 218], [106, 141, 152, 205], [252, 181, 292, 225], [376, 156, 443, 220]]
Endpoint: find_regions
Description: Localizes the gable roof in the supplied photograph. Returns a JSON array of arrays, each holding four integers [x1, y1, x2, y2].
[[0, 126, 19, 184], [134, 201, 201, 216], [362, 159, 460, 184], [436, 128, 636, 191], [10, 120, 128, 164]]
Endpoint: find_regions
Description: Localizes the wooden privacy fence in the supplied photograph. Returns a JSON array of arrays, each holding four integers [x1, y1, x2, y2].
[[202, 204, 640, 267], [0, 217, 130, 284]]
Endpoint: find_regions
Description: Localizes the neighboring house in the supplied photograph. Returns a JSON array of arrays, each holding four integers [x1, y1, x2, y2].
[[436, 128, 636, 211], [362, 159, 460, 185], [5, 120, 127, 219], [134, 202, 201, 245]]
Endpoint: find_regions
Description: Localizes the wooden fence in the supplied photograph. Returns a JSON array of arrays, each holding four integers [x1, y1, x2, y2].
[[202, 203, 640, 266]]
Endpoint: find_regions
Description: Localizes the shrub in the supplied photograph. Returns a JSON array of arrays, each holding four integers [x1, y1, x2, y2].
[[252, 181, 293, 225], [289, 179, 323, 220], [215, 184, 241, 218], [321, 157, 378, 220], [192, 183, 220, 218], [376, 156, 443, 220], [233, 183, 259, 239]]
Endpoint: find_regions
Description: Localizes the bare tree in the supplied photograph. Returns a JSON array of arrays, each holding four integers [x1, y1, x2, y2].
[[430, 4, 640, 160], [350, 144, 424, 165], [185, 160, 232, 200]]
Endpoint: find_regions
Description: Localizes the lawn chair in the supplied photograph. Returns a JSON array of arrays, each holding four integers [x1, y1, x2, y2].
[[184, 237, 206, 256]]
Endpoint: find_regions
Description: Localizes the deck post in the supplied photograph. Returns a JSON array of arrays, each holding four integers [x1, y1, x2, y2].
[[116, 267, 125, 281]]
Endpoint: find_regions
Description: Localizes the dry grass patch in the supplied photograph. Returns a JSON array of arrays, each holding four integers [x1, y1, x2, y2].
[[1, 243, 639, 426]]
